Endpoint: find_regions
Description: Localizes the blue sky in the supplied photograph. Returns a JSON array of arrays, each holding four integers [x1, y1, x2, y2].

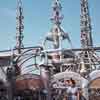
[[0, 0, 100, 50]]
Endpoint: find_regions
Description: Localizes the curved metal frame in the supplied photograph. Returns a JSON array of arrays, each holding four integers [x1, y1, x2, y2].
[[13, 47, 43, 75]]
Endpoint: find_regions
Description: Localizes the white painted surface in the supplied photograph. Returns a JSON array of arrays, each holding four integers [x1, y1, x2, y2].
[[89, 70, 100, 81]]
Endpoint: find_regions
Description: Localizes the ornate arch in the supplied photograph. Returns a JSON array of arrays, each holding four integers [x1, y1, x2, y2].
[[52, 71, 88, 88], [89, 70, 100, 88]]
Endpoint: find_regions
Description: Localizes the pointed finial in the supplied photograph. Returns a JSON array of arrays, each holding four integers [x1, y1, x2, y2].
[[51, 0, 63, 25]]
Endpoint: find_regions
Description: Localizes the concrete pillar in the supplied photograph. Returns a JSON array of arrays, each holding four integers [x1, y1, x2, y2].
[[81, 82, 89, 100], [40, 67, 51, 100], [82, 87, 89, 100]]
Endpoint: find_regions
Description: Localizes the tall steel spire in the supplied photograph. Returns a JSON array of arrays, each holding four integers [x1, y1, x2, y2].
[[51, 0, 63, 25], [80, 0, 93, 48], [16, 0, 24, 54], [44, 0, 71, 49]]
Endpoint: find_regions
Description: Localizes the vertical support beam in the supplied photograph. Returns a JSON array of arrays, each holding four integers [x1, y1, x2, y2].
[[6, 67, 15, 100]]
